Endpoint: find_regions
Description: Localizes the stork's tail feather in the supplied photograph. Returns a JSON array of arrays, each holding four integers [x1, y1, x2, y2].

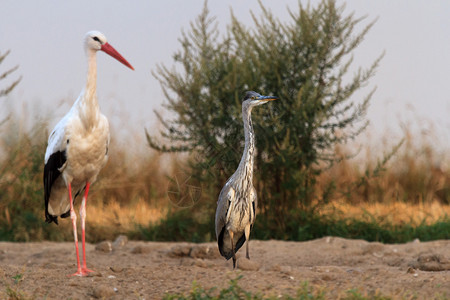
[[60, 210, 70, 219], [45, 208, 71, 225]]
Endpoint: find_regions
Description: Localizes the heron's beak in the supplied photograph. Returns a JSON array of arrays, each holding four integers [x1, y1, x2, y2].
[[100, 43, 134, 70], [257, 95, 278, 102]]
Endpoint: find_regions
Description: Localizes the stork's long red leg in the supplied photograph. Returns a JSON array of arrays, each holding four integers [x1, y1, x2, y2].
[[68, 183, 83, 277], [80, 182, 94, 274]]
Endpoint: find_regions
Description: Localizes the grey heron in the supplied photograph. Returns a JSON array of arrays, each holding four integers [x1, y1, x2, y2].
[[44, 31, 134, 276], [215, 91, 278, 268]]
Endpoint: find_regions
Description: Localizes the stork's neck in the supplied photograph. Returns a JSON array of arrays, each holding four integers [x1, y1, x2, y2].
[[86, 50, 98, 94], [76, 49, 100, 129], [235, 105, 255, 182]]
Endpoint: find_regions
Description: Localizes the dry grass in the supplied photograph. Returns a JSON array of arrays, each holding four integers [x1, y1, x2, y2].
[[320, 200, 450, 226], [86, 198, 166, 231], [81, 199, 450, 242], [318, 126, 450, 207], [0, 109, 448, 241]]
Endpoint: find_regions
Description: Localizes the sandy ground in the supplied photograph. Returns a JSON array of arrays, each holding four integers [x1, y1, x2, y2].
[[0, 237, 449, 299]]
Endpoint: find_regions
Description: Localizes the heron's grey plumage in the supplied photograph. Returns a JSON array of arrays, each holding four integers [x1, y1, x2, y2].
[[215, 91, 277, 268]]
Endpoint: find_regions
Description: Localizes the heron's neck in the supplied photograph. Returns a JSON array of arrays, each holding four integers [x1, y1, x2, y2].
[[76, 50, 100, 129], [236, 105, 255, 181]]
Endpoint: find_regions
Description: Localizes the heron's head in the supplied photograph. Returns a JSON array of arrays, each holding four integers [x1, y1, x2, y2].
[[83, 30, 134, 70], [242, 91, 278, 107]]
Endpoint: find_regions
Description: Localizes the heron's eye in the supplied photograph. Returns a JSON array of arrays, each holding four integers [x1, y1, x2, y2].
[[92, 36, 101, 42], [251, 96, 256, 100]]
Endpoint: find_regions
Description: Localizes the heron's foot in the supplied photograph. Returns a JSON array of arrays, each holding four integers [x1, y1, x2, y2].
[[246, 253, 250, 260], [232, 256, 237, 269]]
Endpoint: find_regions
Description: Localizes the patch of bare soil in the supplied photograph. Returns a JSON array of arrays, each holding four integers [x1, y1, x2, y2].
[[0, 237, 449, 299]]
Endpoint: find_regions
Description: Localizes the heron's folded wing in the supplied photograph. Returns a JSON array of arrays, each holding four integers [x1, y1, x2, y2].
[[250, 187, 257, 224], [215, 183, 235, 239]]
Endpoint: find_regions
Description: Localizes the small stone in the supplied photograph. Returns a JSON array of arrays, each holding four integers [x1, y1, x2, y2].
[[409, 253, 450, 271], [406, 267, 416, 274], [321, 274, 333, 281], [95, 241, 112, 253], [112, 235, 128, 250], [418, 253, 441, 263], [269, 264, 281, 272], [190, 245, 220, 259], [167, 245, 191, 257], [110, 266, 124, 273], [237, 258, 260, 271], [66, 295, 84, 300], [87, 272, 98, 277], [92, 284, 115, 298], [194, 259, 208, 268], [180, 258, 194, 266], [280, 266, 293, 275], [179, 257, 209, 268], [361, 243, 385, 256], [131, 245, 151, 254]]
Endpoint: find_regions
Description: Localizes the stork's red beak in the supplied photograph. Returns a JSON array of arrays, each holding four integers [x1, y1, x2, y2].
[[100, 43, 134, 70]]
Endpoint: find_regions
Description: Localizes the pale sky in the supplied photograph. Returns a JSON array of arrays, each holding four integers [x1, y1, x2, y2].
[[1, 1, 450, 152]]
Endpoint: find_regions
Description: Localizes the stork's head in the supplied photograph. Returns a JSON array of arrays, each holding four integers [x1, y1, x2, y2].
[[84, 30, 134, 70], [84, 31, 107, 51], [242, 91, 278, 108]]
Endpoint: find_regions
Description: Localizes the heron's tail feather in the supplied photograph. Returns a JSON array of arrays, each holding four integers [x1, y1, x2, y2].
[[45, 213, 59, 225], [217, 227, 246, 260]]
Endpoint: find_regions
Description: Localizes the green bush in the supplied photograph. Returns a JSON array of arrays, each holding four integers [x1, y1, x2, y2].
[[147, 0, 383, 232]]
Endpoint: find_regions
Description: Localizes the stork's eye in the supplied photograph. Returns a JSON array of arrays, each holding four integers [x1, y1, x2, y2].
[[92, 36, 101, 42]]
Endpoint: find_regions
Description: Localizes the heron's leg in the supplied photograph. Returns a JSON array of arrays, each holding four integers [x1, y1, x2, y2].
[[244, 224, 251, 260], [68, 183, 83, 277], [80, 182, 93, 274], [229, 230, 236, 269]]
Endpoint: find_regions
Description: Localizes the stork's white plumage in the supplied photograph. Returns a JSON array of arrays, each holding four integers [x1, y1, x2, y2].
[[44, 31, 134, 277]]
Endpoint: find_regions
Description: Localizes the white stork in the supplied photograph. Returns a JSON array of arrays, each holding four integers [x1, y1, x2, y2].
[[43, 31, 134, 277]]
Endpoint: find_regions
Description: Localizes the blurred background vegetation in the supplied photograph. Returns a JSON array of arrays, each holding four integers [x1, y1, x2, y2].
[[1, 0, 449, 243]]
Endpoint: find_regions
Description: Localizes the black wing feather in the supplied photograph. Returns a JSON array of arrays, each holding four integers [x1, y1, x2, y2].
[[43, 150, 66, 224], [218, 226, 226, 258], [218, 226, 247, 260]]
